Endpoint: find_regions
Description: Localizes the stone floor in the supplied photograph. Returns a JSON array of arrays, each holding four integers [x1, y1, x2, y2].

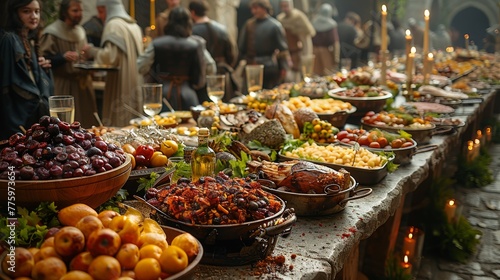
[[416, 116, 500, 280]]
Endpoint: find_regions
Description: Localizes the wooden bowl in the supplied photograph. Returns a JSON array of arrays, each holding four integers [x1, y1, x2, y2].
[[0, 155, 132, 209]]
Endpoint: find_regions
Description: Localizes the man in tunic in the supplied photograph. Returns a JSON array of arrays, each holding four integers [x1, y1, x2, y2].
[[277, 0, 315, 82], [238, 0, 289, 90], [189, 0, 238, 100], [85, 0, 143, 127], [40, 0, 98, 128], [82, 4, 106, 47], [311, 3, 340, 75]]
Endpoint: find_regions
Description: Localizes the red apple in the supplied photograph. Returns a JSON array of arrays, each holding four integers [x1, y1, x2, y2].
[[69, 251, 94, 272], [53, 226, 85, 257], [87, 228, 121, 257], [1, 247, 34, 278]]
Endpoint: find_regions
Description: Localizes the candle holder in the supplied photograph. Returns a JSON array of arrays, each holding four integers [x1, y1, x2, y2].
[[399, 226, 425, 273], [379, 50, 389, 87]]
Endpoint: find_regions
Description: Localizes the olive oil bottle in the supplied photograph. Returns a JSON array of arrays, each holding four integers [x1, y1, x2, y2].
[[191, 127, 216, 182]]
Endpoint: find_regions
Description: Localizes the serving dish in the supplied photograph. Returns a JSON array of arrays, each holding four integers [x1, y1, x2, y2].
[[74, 62, 118, 71], [360, 120, 451, 145], [278, 151, 391, 186], [259, 177, 371, 216], [316, 106, 357, 128], [0, 155, 132, 209], [328, 88, 393, 117]]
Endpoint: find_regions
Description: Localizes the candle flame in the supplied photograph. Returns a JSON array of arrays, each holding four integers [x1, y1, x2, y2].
[[150, 25, 156, 30], [424, 10, 430, 18], [486, 127, 492, 134], [446, 47, 454, 52], [474, 139, 480, 144], [404, 255, 409, 263], [477, 130, 482, 137], [410, 47, 416, 54], [448, 200, 455, 206], [408, 233, 413, 239], [468, 145, 473, 151], [406, 29, 411, 36], [464, 34, 469, 39], [382, 5, 387, 13], [428, 53, 434, 59]]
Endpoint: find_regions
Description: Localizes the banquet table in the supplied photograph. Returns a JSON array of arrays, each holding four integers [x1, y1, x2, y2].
[[190, 90, 498, 279]]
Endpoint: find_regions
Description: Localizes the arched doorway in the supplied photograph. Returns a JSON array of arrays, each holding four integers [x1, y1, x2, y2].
[[450, 6, 490, 50]]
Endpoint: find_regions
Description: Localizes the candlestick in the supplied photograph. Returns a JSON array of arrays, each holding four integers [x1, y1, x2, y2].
[[423, 10, 430, 55], [130, 0, 135, 19], [381, 5, 387, 52], [473, 138, 480, 160], [405, 30, 412, 57], [380, 50, 388, 86], [464, 34, 470, 50], [486, 126, 492, 142], [467, 140, 474, 163], [402, 231, 417, 259], [405, 47, 416, 100], [150, 0, 156, 30], [401, 254, 412, 276], [444, 199, 457, 223], [423, 52, 434, 84]]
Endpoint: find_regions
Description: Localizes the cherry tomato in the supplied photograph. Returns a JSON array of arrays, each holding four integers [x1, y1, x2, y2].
[[377, 137, 388, 148], [391, 139, 403, 148], [358, 135, 370, 146], [336, 131, 348, 140], [135, 145, 155, 160], [369, 142, 381, 149]]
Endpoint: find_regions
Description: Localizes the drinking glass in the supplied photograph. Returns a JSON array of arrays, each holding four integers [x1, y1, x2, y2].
[[49, 95, 75, 123], [142, 83, 163, 124], [206, 75, 225, 114], [340, 58, 352, 75], [245, 65, 264, 97], [300, 54, 315, 82]]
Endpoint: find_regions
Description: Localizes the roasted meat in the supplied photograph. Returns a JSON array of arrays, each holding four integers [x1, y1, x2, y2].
[[248, 160, 351, 194]]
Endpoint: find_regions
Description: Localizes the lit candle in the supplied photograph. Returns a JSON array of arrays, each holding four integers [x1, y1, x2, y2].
[[402, 231, 416, 259], [423, 10, 430, 55], [406, 47, 416, 95], [473, 138, 480, 159], [130, 0, 135, 19], [423, 52, 434, 84], [401, 254, 412, 275], [467, 140, 474, 162], [486, 127, 492, 142], [464, 34, 470, 49], [150, 0, 156, 30], [381, 5, 387, 52], [444, 199, 457, 223], [405, 30, 412, 57]]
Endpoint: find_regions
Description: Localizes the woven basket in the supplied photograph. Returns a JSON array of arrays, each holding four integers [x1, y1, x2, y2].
[[0, 155, 132, 209]]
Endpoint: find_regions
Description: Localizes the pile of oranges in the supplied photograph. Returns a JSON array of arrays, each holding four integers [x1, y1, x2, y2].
[[1, 203, 200, 280]]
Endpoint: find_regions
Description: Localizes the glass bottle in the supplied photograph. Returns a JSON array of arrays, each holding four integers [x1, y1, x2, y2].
[[191, 127, 216, 182]]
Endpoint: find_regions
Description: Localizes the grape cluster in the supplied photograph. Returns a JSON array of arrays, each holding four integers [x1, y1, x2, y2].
[[0, 116, 127, 180]]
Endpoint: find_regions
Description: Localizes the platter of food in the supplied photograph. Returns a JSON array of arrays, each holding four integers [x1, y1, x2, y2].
[[278, 141, 392, 185], [74, 62, 118, 71], [328, 86, 393, 116], [129, 114, 178, 128]]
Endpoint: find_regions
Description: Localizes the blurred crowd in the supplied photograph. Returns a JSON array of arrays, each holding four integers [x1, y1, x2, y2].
[[0, 0, 481, 137]]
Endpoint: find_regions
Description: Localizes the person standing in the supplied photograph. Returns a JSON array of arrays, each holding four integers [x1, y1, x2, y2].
[[137, 7, 208, 111], [82, 3, 106, 46], [40, 0, 98, 128], [311, 3, 340, 75], [238, 0, 289, 90], [0, 0, 53, 140], [337, 11, 362, 68], [189, 0, 238, 101], [84, 0, 143, 127], [151, 0, 181, 39], [277, 0, 316, 82]]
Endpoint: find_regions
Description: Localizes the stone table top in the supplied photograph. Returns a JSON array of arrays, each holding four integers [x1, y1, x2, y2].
[[191, 91, 497, 279]]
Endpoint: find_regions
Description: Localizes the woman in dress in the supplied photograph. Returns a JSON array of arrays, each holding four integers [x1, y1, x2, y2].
[[0, 0, 53, 140]]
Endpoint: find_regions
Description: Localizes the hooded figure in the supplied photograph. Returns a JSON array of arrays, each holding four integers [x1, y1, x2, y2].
[[311, 3, 340, 75], [277, 0, 316, 82], [86, 0, 144, 127]]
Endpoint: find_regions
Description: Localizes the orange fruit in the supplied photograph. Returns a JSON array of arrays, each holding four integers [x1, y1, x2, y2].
[[88, 255, 121, 280], [58, 203, 98, 227], [60, 270, 93, 280], [170, 232, 199, 262], [158, 245, 188, 274], [134, 258, 162, 280], [115, 243, 140, 270], [139, 244, 163, 260], [1, 247, 34, 278], [31, 257, 67, 280], [33, 246, 61, 262], [137, 233, 168, 251], [40, 236, 55, 248], [97, 210, 121, 228], [75, 215, 104, 240]]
